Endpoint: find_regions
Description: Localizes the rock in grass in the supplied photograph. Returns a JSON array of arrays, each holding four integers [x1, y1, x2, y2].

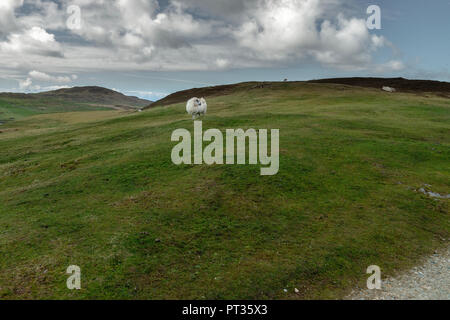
[[382, 86, 396, 92]]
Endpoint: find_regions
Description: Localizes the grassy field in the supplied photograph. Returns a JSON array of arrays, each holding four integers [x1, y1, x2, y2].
[[0, 82, 448, 299], [0, 96, 111, 124]]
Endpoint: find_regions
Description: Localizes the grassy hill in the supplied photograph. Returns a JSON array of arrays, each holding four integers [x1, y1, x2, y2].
[[36, 86, 151, 108], [0, 86, 151, 124], [147, 82, 257, 108], [146, 77, 450, 109], [0, 82, 448, 299]]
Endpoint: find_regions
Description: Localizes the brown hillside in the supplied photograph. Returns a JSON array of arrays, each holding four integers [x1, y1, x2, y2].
[[309, 77, 450, 97]]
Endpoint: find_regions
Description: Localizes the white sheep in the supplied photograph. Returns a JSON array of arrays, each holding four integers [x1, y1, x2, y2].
[[186, 97, 207, 119]]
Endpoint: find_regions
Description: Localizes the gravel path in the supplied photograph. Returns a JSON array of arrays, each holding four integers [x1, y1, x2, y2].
[[347, 246, 450, 300]]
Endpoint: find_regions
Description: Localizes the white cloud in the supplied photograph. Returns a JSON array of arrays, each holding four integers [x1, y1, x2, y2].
[[15, 69, 76, 92], [215, 58, 231, 69], [0, 26, 63, 57], [18, 77, 32, 90], [374, 60, 405, 73], [15, 78, 70, 92], [0, 0, 404, 82], [314, 15, 377, 69], [41, 85, 71, 91], [29, 70, 75, 83], [0, 0, 23, 35]]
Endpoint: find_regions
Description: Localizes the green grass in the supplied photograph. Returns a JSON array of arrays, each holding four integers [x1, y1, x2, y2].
[[0, 82, 448, 299], [0, 96, 110, 123]]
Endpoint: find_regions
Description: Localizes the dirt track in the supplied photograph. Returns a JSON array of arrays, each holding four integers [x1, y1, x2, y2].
[[347, 246, 450, 300]]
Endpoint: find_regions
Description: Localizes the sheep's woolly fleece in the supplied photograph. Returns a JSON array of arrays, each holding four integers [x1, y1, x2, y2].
[[186, 97, 207, 119]]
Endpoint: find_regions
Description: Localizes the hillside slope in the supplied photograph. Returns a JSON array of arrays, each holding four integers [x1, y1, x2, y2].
[[0, 86, 151, 123], [147, 78, 450, 109], [147, 82, 270, 108], [309, 77, 450, 97], [0, 82, 448, 299], [35, 86, 151, 107]]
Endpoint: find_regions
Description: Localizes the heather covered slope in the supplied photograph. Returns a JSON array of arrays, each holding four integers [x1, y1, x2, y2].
[[0, 82, 448, 299], [309, 77, 450, 97]]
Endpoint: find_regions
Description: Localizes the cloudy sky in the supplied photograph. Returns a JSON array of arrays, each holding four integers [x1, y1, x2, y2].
[[0, 0, 449, 100]]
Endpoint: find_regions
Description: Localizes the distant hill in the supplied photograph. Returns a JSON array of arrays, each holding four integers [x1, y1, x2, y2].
[[147, 77, 450, 108], [0, 86, 151, 108], [0, 86, 152, 123], [35, 86, 151, 108]]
